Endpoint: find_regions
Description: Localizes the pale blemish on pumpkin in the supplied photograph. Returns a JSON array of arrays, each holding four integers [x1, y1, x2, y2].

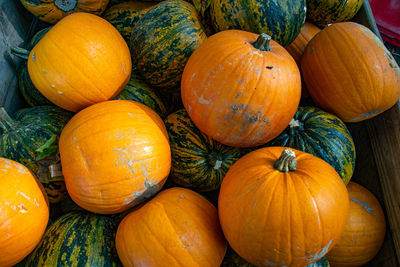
[[179, 195, 185, 198], [353, 234, 357, 245], [188, 105, 192, 112], [50, 84, 55, 88], [306, 239, 333, 262], [198, 94, 211, 104], [17, 192, 30, 200], [182, 245, 186, 248], [350, 197, 375, 214], [42, 70, 47, 74], [128, 113, 133, 117], [349, 109, 381, 122], [18, 204, 28, 214], [57, 91, 63, 95], [32, 53, 36, 62], [16, 164, 27, 174]]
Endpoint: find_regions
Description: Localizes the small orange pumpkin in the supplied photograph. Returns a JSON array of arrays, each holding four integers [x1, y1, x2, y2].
[[28, 12, 131, 112], [218, 147, 350, 266], [116, 187, 227, 266], [326, 182, 386, 266], [59, 100, 171, 214], [0, 157, 49, 267]]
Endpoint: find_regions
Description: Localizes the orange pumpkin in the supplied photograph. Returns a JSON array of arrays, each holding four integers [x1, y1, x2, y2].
[[301, 22, 400, 122], [286, 22, 321, 66], [218, 147, 350, 266], [326, 182, 386, 266], [115, 187, 227, 266], [59, 100, 171, 214], [0, 157, 49, 267], [28, 12, 131, 112], [181, 30, 301, 148]]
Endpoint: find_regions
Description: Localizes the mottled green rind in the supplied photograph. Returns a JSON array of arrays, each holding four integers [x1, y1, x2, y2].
[[130, 0, 207, 89], [307, 0, 364, 27], [267, 106, 355, 184], [114, 72, 167, 118], [210, 0, 306, 46], [164, 109, 242, 191], [25, 211, 122, 267]]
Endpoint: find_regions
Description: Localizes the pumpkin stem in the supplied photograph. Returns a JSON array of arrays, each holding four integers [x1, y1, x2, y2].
[[10, 46, 30, 60], [274, 149, 297, 172], [208, 151, 223, 170], [252, 33, 272, 51], [0, 108, 15, 132]]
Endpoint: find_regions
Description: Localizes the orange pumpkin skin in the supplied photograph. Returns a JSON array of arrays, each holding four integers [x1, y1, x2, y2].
[[181, 30, 301, 148], [301, 22, 400, 122], [326, 182, 386, 266], [28, 12, 131, 112], [59, 100, 171, 214], [286, 22, 320, 66], [218, 147, 350, 266], [0, 157, 49, 267], [115, 187, 227, 266]]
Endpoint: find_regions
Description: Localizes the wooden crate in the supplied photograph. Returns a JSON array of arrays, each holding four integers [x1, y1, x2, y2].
[[0, 0, 399, 266]]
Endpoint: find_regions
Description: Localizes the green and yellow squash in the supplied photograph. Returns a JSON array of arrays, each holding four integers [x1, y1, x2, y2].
[[25, 211, 121, 266], [130, 0, 207, 89], [164, 109, 242, 191], [0, 106, 72, 202], [114, 71, 167, 118], [267, 106, 355, 184], [103, 1, 157, 42], [210, 0, 306, 46]]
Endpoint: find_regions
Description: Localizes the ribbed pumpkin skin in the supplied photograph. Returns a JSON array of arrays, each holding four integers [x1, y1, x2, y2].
[[0, 158, 49, 267], [286, 22, 320, 66], [218, 147, 350, 266], [267, 106, 355, 185], [28, 12, 132, 112], [181, 30, 301, 147], [25, 211, 121, 266], [130, 0, 207, 89], [210, 0, 306, 46], [59, 100, 171, 214], [326, 182, 386, 266], [165, 109, 242, 191], [20, 0, 110, 24], [114, 72, 167, 118], [307, 0, 364, 27], [302, 22, 400, 122], [103, 1, 157, 41], [116, 187, 227, 266]]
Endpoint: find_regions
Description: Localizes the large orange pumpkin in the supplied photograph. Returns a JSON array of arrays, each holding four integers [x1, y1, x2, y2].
[[115, 187, 227, 266], [181, 30, 301, 148], [301, 22, 400, 122], [59, 100, 171, 214], [326, 182, 386, 266], [218, 147, 350, 266], [28, 12, 131, 112], [0, 157, 49, 267]]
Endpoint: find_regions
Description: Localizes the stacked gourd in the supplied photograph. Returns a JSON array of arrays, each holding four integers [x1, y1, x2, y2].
[[1, 0, 396, 266]]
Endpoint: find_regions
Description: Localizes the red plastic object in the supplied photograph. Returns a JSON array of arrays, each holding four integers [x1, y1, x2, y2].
[[369, 0, 400, 47]]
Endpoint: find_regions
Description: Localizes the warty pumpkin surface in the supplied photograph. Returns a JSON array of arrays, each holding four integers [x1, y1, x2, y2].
[[59, 100, 171, 214], [27, 12, 132, 112], [115, 187, 227, 267], [218, 147, 350, 266], [301, 22, 400, 122], [181, 30, 301, 147]]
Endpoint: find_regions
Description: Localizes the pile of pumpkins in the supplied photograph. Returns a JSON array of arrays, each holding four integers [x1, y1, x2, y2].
[[1, 0, 397, 266]]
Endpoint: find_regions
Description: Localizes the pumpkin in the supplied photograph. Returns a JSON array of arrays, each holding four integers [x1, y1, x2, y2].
[[25, 211, 121, 266], [210, 0, 306, 46], [181, 30, 301, 147], [0, 157, 49, 267], [301, 22, 400, 122], [59, 100, 171, 214], [0, 106, 72, 203], [307, 0, 364, 27], [130, 0, 207, 89], [218, 147, 350, 266], [27, 12, 131, 112], [114, 71, 167, 118], [164, 109, 242, 191], [19, 0, 110, 24], [286, 22, 321, 66], [326, 182, 386, 266], [267, 106, 355, 185], [103, 1, 157, 42], [115, 187, 227, 266]]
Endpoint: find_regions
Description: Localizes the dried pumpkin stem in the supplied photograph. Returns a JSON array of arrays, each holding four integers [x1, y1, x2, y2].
[[274, 149, 297, 172], [0, 108, 15, 132], [10, 46, 30, 60], [252, 33, 272, 51]]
